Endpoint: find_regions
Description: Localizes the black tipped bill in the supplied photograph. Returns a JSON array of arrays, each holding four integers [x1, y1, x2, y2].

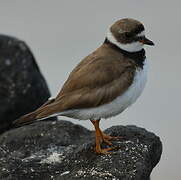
[[140, 37, 154, 46]]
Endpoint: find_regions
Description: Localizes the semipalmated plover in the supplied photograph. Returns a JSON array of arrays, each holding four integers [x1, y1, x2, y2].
[[14, 18, 154, 154]]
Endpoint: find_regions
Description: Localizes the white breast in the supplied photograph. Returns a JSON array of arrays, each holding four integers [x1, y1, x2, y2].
[[58, 60, 148, 120]]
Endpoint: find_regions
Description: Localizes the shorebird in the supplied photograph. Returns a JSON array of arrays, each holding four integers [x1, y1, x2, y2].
[[13, 18, 154, 154]]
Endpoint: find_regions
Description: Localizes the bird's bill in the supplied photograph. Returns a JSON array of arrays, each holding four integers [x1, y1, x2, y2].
[[140, 37, 154, 46]]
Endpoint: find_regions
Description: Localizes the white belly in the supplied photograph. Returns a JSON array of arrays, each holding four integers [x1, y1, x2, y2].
[[59, 60, 148, 120]]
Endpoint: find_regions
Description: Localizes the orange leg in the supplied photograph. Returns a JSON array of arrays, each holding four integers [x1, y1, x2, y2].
[[91, 119, 119, 154]]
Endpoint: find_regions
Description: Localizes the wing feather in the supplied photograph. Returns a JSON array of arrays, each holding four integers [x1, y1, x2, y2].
[[14, 44, 136, 124]]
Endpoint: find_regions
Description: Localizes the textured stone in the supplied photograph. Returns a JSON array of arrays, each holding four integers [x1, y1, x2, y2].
[[0, 35, 54, 133], [0, 120, 162, 180]]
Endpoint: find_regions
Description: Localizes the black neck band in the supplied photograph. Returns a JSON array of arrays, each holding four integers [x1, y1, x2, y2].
[[104, 38, 146, 68]]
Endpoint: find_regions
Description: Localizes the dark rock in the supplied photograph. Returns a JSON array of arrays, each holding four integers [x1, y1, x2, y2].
[[0, 120, 162, 180], [0, 35, 54, 133]]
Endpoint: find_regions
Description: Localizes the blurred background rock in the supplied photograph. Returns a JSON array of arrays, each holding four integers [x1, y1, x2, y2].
[[0, 35, 54, 133]]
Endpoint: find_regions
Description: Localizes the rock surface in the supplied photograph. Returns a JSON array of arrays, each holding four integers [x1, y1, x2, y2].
[[0, 35, 53, 133], [0, 120, 162, 180]]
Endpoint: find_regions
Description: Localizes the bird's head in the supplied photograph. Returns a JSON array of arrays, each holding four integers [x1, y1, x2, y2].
[[107, 18, 154, 52]]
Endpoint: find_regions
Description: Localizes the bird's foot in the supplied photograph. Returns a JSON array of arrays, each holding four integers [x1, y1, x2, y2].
[[91, 119, 122, 155], [95, 146, 117, 155], [101, 132, 122, 146]]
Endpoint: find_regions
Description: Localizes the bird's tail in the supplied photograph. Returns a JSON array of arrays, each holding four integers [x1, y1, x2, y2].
[[13, 98, 56, 127], [13, 111, 38, 127]]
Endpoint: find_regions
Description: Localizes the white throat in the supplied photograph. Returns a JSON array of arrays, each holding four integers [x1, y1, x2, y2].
[[107, 29, 145, 52]]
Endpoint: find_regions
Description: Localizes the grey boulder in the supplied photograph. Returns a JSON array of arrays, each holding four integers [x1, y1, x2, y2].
[[0, 120, 162, 180], [0, 35, 53, 133]]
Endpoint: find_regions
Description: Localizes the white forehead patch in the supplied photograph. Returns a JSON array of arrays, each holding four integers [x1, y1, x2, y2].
[[137, 30, 145, 37], [106, 29, 144, 52]]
